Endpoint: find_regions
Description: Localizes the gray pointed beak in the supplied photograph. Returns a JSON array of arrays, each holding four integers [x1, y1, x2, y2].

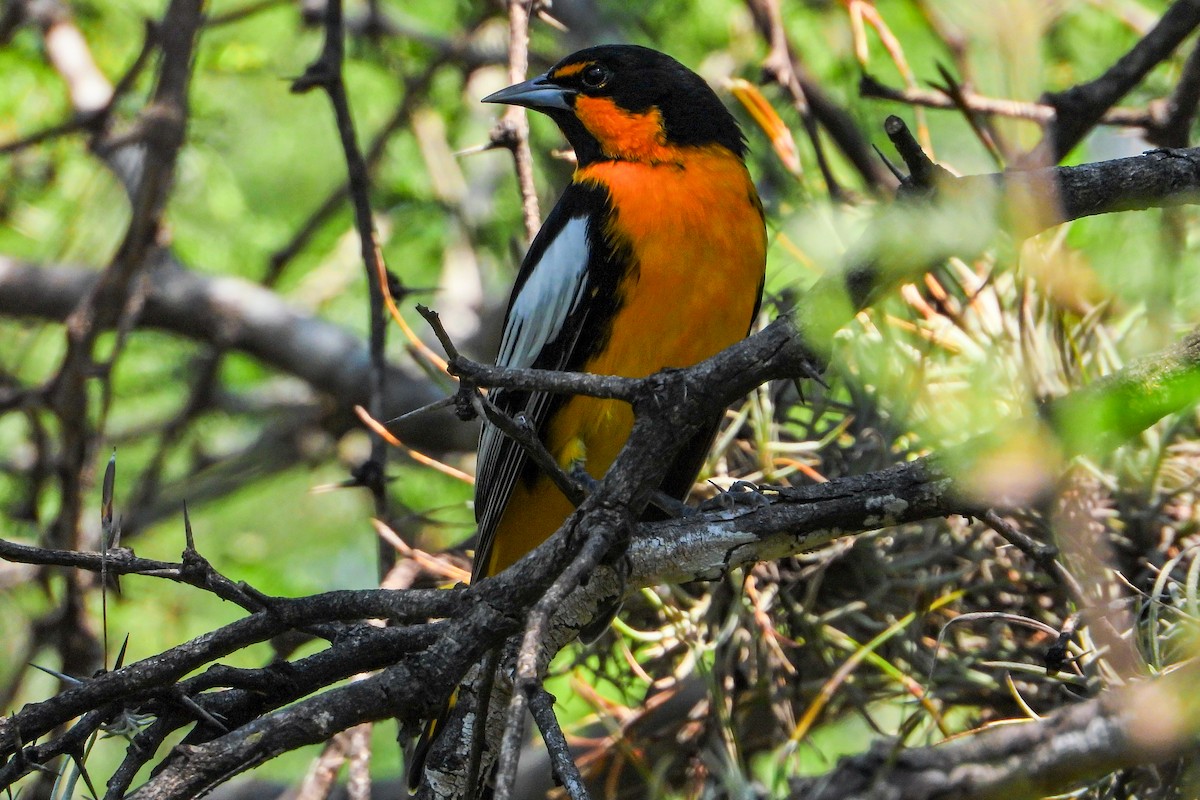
[[482, 73, 574, 111]]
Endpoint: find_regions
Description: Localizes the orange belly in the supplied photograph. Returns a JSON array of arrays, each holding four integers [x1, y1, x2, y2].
[[484, 147, 765, 576]]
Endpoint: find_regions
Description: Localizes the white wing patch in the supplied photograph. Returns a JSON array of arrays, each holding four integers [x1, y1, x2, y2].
[[473, 215, 593, 578], [496, 216, 590, 369]]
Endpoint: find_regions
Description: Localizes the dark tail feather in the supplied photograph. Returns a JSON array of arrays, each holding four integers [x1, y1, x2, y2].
[[579, 597, 623, 643], [407, 692, 455, 793], [408, 650, 497, 792]]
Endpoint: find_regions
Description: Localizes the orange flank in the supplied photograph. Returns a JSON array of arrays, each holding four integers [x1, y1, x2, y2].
[[482, 145, 765, 577]]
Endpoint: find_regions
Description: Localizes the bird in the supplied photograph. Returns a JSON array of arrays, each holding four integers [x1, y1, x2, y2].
[[409, 43, 766, 790]]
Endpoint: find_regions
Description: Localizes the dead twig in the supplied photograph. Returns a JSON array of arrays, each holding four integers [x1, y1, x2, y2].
[[290, 0, 392, 575]]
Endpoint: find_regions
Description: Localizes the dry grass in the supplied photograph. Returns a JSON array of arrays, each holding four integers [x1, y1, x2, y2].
[[551, 240, 1200, 799]]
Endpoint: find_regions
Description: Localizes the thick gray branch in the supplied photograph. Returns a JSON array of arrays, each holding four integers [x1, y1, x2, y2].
[[0, 257, 473, 452], [785, 660, 1200, 800]]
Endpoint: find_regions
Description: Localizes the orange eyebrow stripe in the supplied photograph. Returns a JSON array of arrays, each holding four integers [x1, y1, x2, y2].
[[550, 61, 590, 79]]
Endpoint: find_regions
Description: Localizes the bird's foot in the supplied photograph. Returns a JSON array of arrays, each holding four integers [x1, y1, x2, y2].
[[699, 480, 772, 512]]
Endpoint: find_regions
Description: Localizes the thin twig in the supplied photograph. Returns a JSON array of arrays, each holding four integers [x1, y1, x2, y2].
[[859, 73, 1153, 128], [500, 0, 540, 242], [267, 61, 442, 283], [882, 115, 950, 194], [1147, 35, 1200, 147], [929, 63, 1007, 166], [492, 517, 624, 800], [1029, 0, 1200, 164], [529, 686, 590, 800], [471, 393, 586, 507], [290, 0, 392, 577], [746, 0, 895, 192]]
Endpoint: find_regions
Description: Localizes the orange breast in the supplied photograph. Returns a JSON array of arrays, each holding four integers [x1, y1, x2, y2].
[[484, 146, 765, 576]]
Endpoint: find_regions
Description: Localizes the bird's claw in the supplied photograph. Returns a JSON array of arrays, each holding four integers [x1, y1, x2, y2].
[[699, 480, 772, 512], [569, 463, 600, 492]]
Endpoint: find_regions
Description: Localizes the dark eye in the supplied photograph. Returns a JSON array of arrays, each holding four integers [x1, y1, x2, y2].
[[581, 64, 610, 89]]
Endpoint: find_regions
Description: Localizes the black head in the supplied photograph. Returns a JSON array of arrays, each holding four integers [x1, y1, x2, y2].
[[484, 45, 747, 165]]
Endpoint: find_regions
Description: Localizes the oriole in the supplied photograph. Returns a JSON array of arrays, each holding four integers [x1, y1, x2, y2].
[[409, 44, 765, 788]]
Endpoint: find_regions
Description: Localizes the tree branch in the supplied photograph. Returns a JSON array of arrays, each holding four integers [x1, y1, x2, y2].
[[1030, 0, 1200, 163], [858, 73, 1153, 129], [290, 0, 393, 573], [783, 660, 1200, 800], [5, 298, 1200, 794], [0, 257, 473, 453]]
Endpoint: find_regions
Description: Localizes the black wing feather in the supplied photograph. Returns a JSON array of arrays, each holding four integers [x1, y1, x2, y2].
[[473, 182, 626, 581]]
